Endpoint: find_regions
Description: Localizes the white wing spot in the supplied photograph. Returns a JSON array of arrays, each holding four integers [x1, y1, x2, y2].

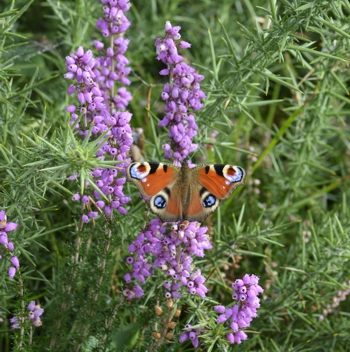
[[142, 178, 147, 183], [225, 181, 230, 185]]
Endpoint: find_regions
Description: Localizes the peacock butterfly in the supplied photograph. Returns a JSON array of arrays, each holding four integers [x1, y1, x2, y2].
[[126, 162, 246, 222]]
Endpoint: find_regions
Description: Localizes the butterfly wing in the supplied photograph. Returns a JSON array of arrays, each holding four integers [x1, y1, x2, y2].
[[185, 164, 246, 222], [126, 162, 183, 222]]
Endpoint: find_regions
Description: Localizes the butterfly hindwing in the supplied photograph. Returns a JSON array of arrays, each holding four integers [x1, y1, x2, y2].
[[185, 182, 218, 221]]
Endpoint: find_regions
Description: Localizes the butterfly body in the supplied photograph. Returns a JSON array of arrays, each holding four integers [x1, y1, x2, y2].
[[126, 162, 246, 222]]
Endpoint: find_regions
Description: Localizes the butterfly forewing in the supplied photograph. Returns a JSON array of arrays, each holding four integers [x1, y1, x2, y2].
[[127, 162, 178, 197], [196, 164, 246, 199]]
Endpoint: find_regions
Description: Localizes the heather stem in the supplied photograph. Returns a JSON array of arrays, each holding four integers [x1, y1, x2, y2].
[[98, 296, 125, 348], [152, 301, 176, 351], [73, 217, 114, 351], [50, 218, 85, 348], [18, 277, 25, 348], [29, 326, 33, 345]]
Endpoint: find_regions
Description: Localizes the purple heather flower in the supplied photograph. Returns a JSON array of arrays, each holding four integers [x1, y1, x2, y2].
[[0, 210, 6, 221], [65, 0, 133, 221], [179, 332, 189, 343], [179, 324, 201, 348], [124, 219, 212, 299], [8, 266, 16, 278], [65, 7, 133, 219], [28, 303, 44, 327], [215, 274, 263, 345], [8, 242, 14, 251], [81, 195, 90, 204], [96, 200, 105, 208], [0, 232, 8, 246], [88, 211, 98, 219], [72, 193, 80, 201], [214, 305, 226, 314], [155, 21, 205, 162], [11, 301, 44, 329], [28, 301, 35, 311], [0, 210, 18, 232], [0, 211, 20, 276], [5, 222, 18, 232], [122, 284, 144, 299], [10, 317, 20, 329], [10, 256, 20, 268], [82, 214, 89, 223]]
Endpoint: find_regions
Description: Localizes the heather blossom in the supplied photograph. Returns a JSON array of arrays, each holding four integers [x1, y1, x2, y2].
[[155, 21, 206, 164], [11, 301, 44, 329], [179, 324, 200, 348], [214, 274, 263, 344], [123, 219, 212, 299], [65, 0, 133, 221], [0, 210, 20, 279]]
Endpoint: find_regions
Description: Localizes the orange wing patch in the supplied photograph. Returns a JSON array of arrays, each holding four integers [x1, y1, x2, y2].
[[166, 194, 183, 218], [186, 196, 203, 217], [197, 167, 231, 199], [141, 166, 176, 197]]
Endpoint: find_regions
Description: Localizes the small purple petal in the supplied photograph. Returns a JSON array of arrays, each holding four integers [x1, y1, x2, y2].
[[10, 256, 20, 268], [5, 223, 18, 232], [8, 267, 16, 278], [28, 301, 35, 311]]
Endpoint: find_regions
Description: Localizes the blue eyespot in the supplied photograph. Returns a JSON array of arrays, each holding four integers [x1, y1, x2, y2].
[[203, 195, 216, 208], [154, 196, 167, 208], [225, 167, 243, 183], [130, 163, 149, 179]]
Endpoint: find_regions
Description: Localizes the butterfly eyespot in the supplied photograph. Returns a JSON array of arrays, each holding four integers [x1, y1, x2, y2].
[[154, 195, 167, 208], [129, 163, 151, 179], [224, 166, 244, 183], [202, 194, 216, 208]]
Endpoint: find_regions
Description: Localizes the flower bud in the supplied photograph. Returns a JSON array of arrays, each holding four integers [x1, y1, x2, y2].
[[154, 305, 163, 316]]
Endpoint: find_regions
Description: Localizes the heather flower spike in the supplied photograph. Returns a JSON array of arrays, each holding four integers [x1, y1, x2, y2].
[[0, 210, 20, 278], [64, 0, 133, 219], [155, 21, 205, 164], [214, 274, 263, 344], [123, 219, 212, 299]]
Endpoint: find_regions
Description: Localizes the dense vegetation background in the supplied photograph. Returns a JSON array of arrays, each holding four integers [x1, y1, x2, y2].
[[1, 0, 350, 351]]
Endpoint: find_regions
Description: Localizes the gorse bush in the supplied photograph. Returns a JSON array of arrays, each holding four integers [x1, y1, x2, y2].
[[1, 0, 350, 351]]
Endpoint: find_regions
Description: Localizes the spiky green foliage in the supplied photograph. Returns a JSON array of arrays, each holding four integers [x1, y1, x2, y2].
[[1, 0, 350, 351]]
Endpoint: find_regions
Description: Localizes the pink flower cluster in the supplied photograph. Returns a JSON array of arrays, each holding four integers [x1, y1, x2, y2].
[[0, 210, 20, 279], [179, 323, 200, 348], [64, 0, 133, 221], [96, 0, 131, 37], [155, 21, 206, 164], [215, 274, 263, 344], [123, 219, 212, 299], [10, 301, 44, 329]]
